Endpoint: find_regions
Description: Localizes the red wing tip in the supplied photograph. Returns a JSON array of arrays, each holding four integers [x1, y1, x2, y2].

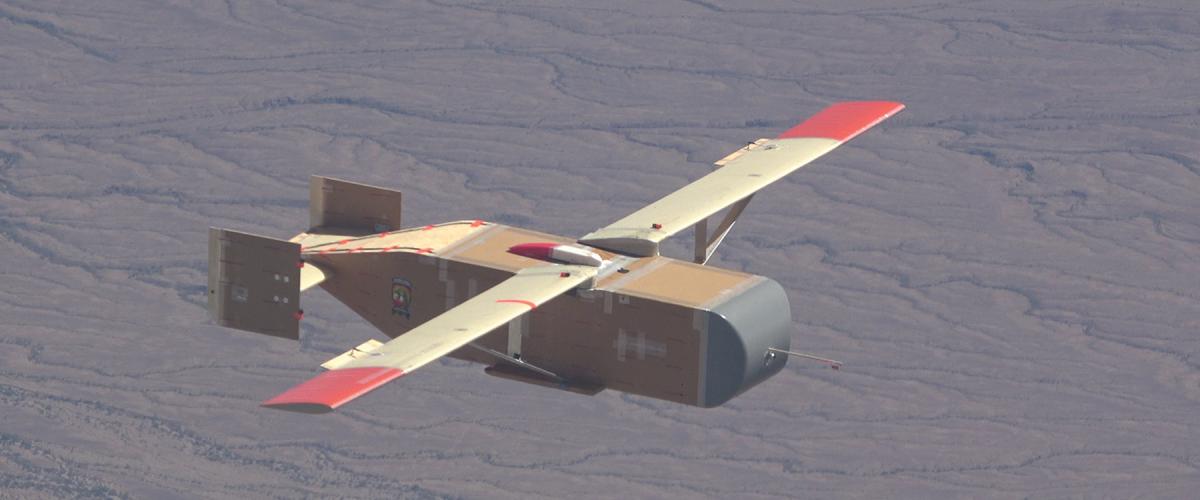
[[260, 366, 404, 413], [778, 101, 905, 142]]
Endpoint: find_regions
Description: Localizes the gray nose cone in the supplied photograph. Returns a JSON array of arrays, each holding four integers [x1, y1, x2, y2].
[[700, 277, 792, 408]]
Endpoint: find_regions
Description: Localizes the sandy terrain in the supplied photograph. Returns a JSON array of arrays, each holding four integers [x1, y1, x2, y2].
[[1, 1, 1198, 498]]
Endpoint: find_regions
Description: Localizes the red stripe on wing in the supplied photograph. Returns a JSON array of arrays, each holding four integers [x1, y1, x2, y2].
[[261, 366, 404, 414], [778, 101, 905, 142], [495, 299, 537, 310]]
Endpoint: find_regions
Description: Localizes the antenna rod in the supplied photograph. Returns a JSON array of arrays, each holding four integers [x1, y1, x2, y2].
[[768, 347, 843, 370]]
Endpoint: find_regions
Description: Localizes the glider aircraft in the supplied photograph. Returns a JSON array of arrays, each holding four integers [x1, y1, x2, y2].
[[207, 101, 904, 413]]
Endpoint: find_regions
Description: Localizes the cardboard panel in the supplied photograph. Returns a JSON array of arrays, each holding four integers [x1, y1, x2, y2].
[[208, 228, 301, 340], [310, 176, 403, 234]]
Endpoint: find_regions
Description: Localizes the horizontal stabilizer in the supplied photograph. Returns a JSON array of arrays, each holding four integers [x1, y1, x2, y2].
[[298, 261, 331, 292]]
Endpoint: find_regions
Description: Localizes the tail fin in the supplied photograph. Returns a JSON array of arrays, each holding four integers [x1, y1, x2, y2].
[[309, 176, 403, 235], [208, 176, 398, 339], [207, 228, 303, 340]]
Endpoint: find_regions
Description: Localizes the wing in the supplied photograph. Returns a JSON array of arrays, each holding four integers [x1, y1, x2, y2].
[[578, 101, 904, 256], [261, 264, 598, 413]]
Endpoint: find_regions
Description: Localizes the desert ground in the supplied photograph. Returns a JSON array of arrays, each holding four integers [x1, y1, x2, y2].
[[1, 1, 1198, 498]]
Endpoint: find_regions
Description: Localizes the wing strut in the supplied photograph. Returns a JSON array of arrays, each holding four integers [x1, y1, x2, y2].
[[692, 139, 773, 264], [693, 194, 753, 264], [467, 342, 563, 382]]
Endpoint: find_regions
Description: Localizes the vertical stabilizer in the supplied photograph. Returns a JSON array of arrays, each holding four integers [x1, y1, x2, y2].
[[208, 228, 302, 340], [309, 176, 403, 235]]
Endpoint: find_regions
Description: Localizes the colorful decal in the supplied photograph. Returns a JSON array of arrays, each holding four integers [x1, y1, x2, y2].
[[391, 277, 412, 318]]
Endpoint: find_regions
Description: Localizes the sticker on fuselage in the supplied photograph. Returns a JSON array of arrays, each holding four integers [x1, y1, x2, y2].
[[391, 277, 413, 318]]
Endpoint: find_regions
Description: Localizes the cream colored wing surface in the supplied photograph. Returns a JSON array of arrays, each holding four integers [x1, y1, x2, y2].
[[261, 264, 598, 413], [579, 101, 904, 256]]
